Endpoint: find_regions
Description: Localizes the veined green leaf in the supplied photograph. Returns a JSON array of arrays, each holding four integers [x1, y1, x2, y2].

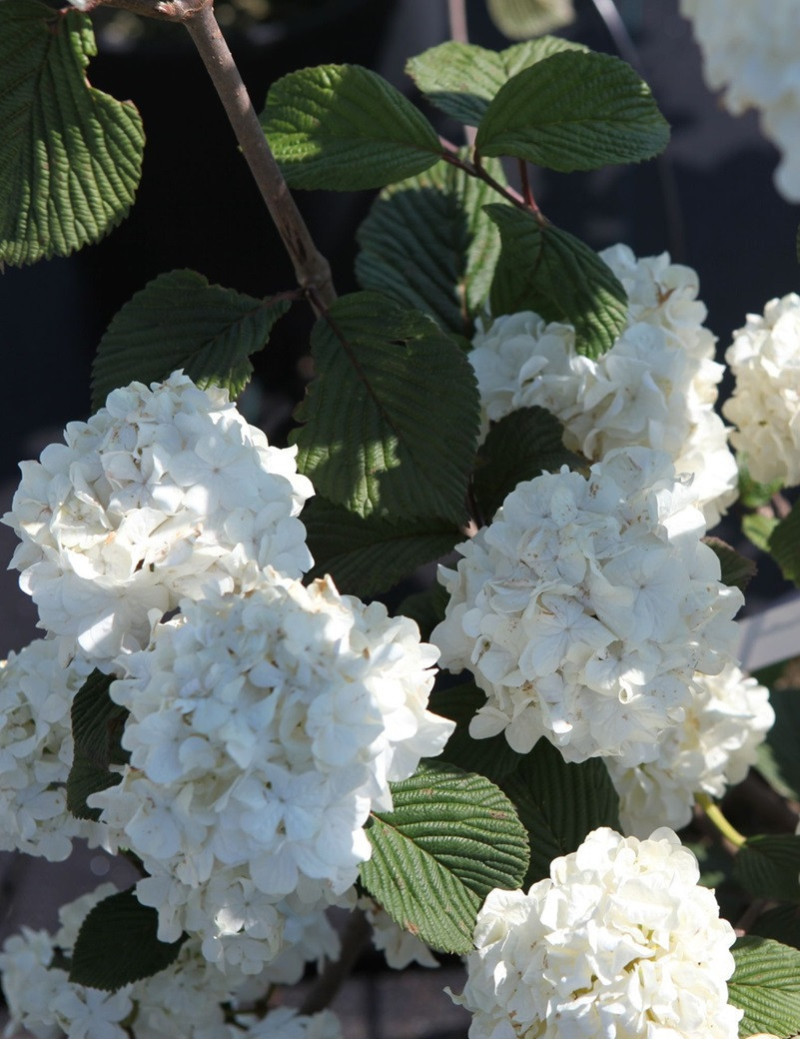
[[302, 497, 461, 597], [734, 834, 800, 903], [396, 583, 450, 642], [498, 737, 620, 886], [406, 37, 586, 128], [91, 270, 291, 410], [742, 512, 779, 554], [0, 0, 144, 265], [768, 499, 800, 586], [486, 203, 627, 357], [473, 406, 584, 521], [70, 888, 184, 991], [430, 682, 526, 782], [702, 536, 757, 593], [360, 760, 529, 954], [758, 686, 800, 802], [475, 50, 670, 171], [751, 904, 800, 951], [355, 157, 504, 338], [729, 935, 800, 1038], [67, 670, 126, 821], [291, 291, 480, 524], [261, 64, 441, 190], [487, 0, 575, 40]]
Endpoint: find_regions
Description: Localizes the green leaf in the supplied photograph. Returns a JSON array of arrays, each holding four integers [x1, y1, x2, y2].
[[738, 461, 782, 509], [486, 204, 627, 358], [487, 0, 575, 39], [0, 0, 144, 266], [499, 738, 621, 887], [758, 686, 800, 801], [355, 157, 504, 337], [67, 670, 126, 821], [302, 496, 460, 597], [742, 512, 779, 554], [71, 671, 125, 766], [473, 406, 584, 521], [734, 834, 800, 903], [430, 682, 526, 782], [91, 270, 290, 410], [406, 38, 586, 128], [396, 583, 450, 642], [66, 753, 122, 823], [261, 64, 441, 190], [768, 499, 800, 586], [475, 50, 669, 172], [70, 888, 185, 991], [291, 291, 480, 524], [702, 537, 757, 594], [729, 935, 800, 1039], [751, 904, 800, 951], [360, 760, 529, 954]]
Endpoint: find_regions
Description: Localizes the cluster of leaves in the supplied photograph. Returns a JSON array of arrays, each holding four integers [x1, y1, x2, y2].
[[5, 0, 800, 1035]]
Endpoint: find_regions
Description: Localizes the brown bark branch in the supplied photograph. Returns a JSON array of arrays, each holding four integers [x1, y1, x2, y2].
[[183, 1, 336, 312]]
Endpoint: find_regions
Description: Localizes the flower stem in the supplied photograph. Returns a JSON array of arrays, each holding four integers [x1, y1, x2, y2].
[[182, 1, 336, 313], [697, 792, 747, 848]]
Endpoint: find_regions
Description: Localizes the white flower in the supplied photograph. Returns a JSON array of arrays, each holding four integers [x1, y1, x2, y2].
[[90, 572, 452, 970], [3, 371, 313, 667], [0, 884, 134, 1040], [451, 827, 742, 1038], [470, 245, 738, 527], [432, 448, 743, 763], [680, 0, 800, 202], [0, 638, 107, 861], [0, 883, 339, 1039], [607, 659, 774, 836], [723, 293, 800, 486], [235, 1007, 342, 1039]]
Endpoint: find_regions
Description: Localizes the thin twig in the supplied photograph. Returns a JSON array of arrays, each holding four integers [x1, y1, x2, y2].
[[441, 146, 532, 214], [183, 1, 336, 312], [299, 909, 372, 1016]]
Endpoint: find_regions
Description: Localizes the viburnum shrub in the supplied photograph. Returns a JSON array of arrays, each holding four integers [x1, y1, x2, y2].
[[4, 0, 800, 1036]]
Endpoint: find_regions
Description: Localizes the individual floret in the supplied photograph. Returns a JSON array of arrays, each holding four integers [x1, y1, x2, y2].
[[723, 293, 800, 486], [90, 572, 453, 971], [432, 447, 743, 764], [450, 827, 742, 1038], [607, 659, 774, 836], [3, 371, 313, 668]]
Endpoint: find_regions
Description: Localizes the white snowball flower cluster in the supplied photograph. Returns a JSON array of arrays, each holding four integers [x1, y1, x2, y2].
[[451, 827, 742, 1039], [0, 637, 107, 861], [607, 659, 774, 836], [723, 293, 800, 486], [0, 884, 341, 1039], [432, 447, 743, 764], [90, 572, 453, 971], [470, 244, 738, 527], [680, 0, 800, 202], [3, 371, 313, 668]]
